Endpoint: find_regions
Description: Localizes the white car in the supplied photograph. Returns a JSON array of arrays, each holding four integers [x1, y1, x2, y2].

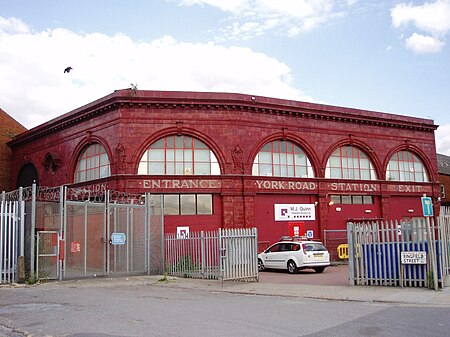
[[258, 240, 330, 274]]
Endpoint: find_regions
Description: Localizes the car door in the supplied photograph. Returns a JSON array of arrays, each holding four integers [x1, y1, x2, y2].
[[265, 243, 295, 269], [262, 243, 283, 269]]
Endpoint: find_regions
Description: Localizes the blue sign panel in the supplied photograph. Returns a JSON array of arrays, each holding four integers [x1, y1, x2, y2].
[[111, 232, 126, 245], [421, 197, 433, 217]]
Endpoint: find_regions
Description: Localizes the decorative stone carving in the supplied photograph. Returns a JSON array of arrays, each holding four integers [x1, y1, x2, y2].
[[115, 143, 126, 173], [42, 152, 62, 175], [176, 121, 183, 136], [232, 145, 244, 174]]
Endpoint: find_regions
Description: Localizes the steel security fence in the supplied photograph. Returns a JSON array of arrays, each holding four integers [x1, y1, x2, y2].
[[36, 231, 59, 280], [324, 229, 348, 262], [165, 228, 258, 282], [165, 230, 220, 279], [1, 184, 164, 282], [348, 214, 450, 290], [220, 228, 258, 282], [0, 200, 24, 283], [439, 206, 450, 287]]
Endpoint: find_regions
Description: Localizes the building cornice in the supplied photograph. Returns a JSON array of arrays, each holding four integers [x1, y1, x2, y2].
[[8, 89, 438, 147]]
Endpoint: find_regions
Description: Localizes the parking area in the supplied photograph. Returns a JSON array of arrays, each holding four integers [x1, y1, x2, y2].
[[258, 263, 349, 286]]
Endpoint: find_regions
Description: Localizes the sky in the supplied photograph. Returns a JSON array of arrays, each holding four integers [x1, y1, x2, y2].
[[1, 0, 450, 154]]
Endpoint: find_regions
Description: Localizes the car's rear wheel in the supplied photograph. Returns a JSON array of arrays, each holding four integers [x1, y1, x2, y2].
[[314, 267, 325, 273], [258, 259, 265, 271], [287, 260, 298, 274]]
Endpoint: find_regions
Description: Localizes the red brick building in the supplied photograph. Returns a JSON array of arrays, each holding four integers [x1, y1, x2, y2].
[[7, 90, 441, 244], [0, 108, 27, 192], [437, 153, 450, 207]]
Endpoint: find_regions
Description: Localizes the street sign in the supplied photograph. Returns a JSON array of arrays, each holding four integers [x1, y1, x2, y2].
[[421, 197, 433, 217], [401, 251, 427, 264], [111, 233, 126, 245]]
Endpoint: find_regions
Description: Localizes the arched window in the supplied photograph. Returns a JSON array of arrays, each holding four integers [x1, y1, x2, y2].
[[386, 150, 429, 182], [252, 140, 314, 177], [325, 145, 376, 180], [74, 143, 111, 183], [17, 163, 39, 188], [138, 135, 220, 175]]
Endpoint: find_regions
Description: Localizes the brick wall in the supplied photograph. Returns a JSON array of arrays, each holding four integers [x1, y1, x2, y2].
[[439, 173, 450, 206], [0, 108, 27, 192]]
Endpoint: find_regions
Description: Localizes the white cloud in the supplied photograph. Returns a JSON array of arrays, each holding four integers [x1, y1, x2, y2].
[[391, 0, 450, 52], [436, 124, 450, 155], [0, 16, 29, 34], [174, 0, 355, 39], [0, 17, 310, 129], [405, 33, 445, 53], [177, 0, 247, 12], [391, 0, 450, 35]]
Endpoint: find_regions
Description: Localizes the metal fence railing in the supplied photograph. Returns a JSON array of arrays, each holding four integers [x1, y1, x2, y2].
[[1, 184, 164, 283], [348, 212, 450, 290], [324, 229, 348, 263], [165, 230, 220, 279], [221, 228, 259, 282], [164, 228, 258, 282], [0, 200, 24, 283]]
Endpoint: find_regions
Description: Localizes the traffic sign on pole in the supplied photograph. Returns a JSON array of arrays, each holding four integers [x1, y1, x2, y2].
[[421, 197, 433, 217]]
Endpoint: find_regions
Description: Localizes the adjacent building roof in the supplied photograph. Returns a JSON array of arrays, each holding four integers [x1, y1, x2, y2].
[[437, 153, 450, 176]]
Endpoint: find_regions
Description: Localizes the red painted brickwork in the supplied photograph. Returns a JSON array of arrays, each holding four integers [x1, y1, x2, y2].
[[7, 90, 441, 243], [439, 173, 450, 207], [0, 108, 27, 192]]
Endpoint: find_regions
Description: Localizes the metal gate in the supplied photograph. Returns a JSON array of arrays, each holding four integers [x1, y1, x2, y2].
[[62, 189, 154, 279], [0, 200, 24, 283], [63, 200, 107, 279], [0, 185, 164, 282], [165, 228, 258, 282], [36, 230, 59, 280], [107, 203, 147, 275], [220, 228, 259, 282]]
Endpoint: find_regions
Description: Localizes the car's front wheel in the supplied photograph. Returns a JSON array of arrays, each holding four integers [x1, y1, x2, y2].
[[287, 260, 298, 274], [314, 267, 325, 273], [258, 259, 265, 272]]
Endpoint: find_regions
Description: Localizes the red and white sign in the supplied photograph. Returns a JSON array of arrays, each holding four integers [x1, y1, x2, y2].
[[177, 226, 190, 239], [71, 241, 81, 253]]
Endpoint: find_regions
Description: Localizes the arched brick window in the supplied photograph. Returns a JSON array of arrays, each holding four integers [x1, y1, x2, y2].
[[74, 143, 111, 183], [138, 135, 220, 175], [386, 150, 429, 182], [252, 140, 314, 178], [325, 145, 376, 180], [17, 163, 39, 188]]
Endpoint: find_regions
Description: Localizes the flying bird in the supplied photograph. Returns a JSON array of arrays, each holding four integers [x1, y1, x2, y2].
[[64, 66, 73, 73]]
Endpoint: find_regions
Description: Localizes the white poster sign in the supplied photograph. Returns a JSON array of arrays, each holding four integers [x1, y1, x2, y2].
[[274, 204, 315, 221], [177, 226, 190, 239]]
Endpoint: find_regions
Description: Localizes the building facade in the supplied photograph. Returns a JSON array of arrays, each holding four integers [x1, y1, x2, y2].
[[8, 90, 441, 244]]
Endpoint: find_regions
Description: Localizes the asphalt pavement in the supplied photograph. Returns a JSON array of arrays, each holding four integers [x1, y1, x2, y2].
[[155, 274, 450, 308], [4, 264, 446, 308], [2, 268, 450, 337]]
